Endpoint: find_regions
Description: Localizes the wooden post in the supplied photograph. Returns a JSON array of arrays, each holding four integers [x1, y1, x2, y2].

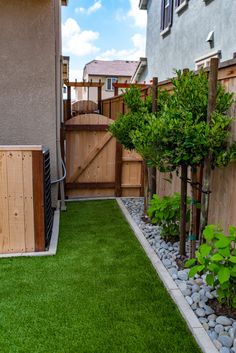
[[32, 151, 45, 252], [143, 161, 149, 216], [98, 79, 102, 114], [180, 164, 188, 256], [114, 81, 119, 97], [148, 76, 158, 198], [115, 142, 123, 197], [67, 85, 71, 120], [200, 57, 219, 242]]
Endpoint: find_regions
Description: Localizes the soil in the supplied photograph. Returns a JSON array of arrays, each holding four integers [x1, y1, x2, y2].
[[208, 298, 236, 320], [176, 257, 188, 270]]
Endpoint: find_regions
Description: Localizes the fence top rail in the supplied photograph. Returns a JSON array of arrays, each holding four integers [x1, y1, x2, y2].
[[0, 145, 43, 151]]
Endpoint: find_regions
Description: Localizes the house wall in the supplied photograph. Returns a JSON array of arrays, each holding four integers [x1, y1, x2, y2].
[[77, 75, 132, 102], [141, 0, 236, 82], [0, 0, 61, 206]]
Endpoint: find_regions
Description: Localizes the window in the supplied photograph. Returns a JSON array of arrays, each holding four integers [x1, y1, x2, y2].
[[160, 0, 173, 34], [106, 77, 117, 91], [175, 0, 188, 13]]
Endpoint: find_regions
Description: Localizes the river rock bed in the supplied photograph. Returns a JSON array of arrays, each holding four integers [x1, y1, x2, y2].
[[121, 197, 236, 353]]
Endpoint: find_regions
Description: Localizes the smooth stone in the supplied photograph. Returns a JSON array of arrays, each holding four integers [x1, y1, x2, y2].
[[172, 274, 178, 280], [234, 338, 236, 347], [206, 291, 214, 299], [191, 303, 197, 310], [209, 331, 219, 340], [233, 322, 236, 330], [216, 317, 233, 326], [203, 323, 209, 331], [199, 301, 206, 308], [204, 305, 215, 315], [192, 292, 201, 303], [220, 348, 230, 353], [168, 267, 178, 276], [225, 326, 232, 332], [218, 336, 233, 348], [199, 317, 208, 324], [186, 296, 193, 306], [229, 328, 236, 339], [163, 259, 172, 268], [215, 324, 225, 334], [195, 278, 203, 285], [209, 320, 216, 328], [213, 340, 222, 350], [192, 284, 201, 293], [211, 290, 218, 298], [230, 348, 236, 353], [208, 314, 217, 321], [178, 270, 188, 281], [196, 308, 206, 317]]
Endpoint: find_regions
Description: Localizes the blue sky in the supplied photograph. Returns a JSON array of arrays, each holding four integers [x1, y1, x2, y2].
[[62, 0, 147, 80]]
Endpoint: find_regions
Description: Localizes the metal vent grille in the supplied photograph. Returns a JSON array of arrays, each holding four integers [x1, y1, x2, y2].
[[43, 148, 53, 248]]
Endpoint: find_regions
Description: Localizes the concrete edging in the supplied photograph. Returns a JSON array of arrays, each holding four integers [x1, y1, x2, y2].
[[117, 197, 218, 353], [0, 204, 60, 259]]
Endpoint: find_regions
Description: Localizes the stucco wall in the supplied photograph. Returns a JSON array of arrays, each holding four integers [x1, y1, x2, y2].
[[141, 0, 236, 82], [0, 0, 60, 205]]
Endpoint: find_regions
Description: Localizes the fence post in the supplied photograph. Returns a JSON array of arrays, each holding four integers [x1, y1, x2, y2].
[[115, 142, 123, 197], [200, 57, 219, 242], [67, 85, 71, 120], [98, 79, 102, 114]]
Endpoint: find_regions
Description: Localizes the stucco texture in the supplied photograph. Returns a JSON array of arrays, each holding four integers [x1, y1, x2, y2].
[[0, 0, 59, 205], [141, 0, 236, 82]]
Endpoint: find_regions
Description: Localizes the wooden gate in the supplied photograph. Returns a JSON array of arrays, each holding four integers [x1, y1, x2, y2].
[[64, 114, 143, 198]]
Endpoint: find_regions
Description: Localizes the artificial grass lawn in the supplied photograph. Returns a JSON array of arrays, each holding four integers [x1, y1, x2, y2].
[[0, 200, 202, 353]]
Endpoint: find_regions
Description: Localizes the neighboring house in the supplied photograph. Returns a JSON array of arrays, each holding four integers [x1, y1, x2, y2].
[[138, 0, 236, 82], [0, 0, 68, 206], [77, 60, 139, 102], [63, 56, 70, 99]]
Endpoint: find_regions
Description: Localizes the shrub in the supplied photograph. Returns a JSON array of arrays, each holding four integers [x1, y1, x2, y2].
[[186, 225, 236, 308], [147, 193, 190, 240]]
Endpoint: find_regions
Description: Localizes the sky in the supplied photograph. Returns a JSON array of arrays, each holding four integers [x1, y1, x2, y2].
[[61, 0, 147, 81]]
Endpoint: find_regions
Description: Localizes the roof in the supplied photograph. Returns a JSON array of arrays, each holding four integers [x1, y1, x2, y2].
[[83, 60, 139, 78]]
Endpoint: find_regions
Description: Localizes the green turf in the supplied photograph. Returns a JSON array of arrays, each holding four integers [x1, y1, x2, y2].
[[0, 200, 202, 353]]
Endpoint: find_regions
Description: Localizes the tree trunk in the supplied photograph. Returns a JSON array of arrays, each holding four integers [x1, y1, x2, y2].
[[179, 164, 188, 256]]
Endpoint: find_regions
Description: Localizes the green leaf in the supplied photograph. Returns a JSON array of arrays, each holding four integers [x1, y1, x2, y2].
[[199, 244, 211, 257], [211, 253, 224, 262], [218, 267, 230, 284], [185, 258, 196, 268], [218, 247, 230, 258], [189, 265, 205, 278], [229, 256, 236, 263], [208, 263, 220, 273], [205, 274, 214, 286], [215, 237, 231, 248]]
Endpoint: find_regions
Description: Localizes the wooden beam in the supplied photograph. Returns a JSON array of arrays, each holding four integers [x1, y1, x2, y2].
[[98, 79, 102, 113], [65, 124, 109, 132], [66, 182, 115, 190], [70, 132, 113, 182], [64, 81, 104, 88], [112, 83, 151, 89], [32, 151, 45, 252]]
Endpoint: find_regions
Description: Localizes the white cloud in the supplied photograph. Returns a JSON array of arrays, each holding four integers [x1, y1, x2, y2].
[[128, 0, 147, 28], [75, 1, 102, 15], [69, 69, 83, 81], [62, 18, 100, 57], [96, 33, 146, 61]]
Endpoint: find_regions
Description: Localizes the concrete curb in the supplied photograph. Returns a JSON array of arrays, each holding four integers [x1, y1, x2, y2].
[[0, 204, 60, 259], [117, 197, 218, 353]]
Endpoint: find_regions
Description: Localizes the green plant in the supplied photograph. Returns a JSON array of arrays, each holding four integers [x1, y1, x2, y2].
[[186, 225, 236, 308], [148, 193, 190, 240]]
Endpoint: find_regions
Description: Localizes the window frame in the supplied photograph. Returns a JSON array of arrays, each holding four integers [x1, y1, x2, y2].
[[160, 0, 173, 36], [106, 77, 118, 91]]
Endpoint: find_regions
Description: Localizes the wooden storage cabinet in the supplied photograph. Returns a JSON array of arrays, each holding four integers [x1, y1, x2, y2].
[[0, 146, 52, 254]]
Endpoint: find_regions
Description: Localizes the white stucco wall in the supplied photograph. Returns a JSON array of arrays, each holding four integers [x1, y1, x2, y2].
[[0, 0, 60, 205]]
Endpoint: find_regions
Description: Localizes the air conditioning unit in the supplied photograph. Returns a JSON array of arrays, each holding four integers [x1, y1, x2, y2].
[[0, 145, 53, 254]]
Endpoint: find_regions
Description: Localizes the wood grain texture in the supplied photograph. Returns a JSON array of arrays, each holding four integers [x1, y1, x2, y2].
[[32, 151, 45, 252], [0, 152, 10, 253]]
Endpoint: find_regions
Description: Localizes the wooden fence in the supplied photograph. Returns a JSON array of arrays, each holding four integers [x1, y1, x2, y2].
[[101, 59, 236, 233]]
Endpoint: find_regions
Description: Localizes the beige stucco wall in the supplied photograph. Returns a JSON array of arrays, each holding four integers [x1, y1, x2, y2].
[[77, 75, 132, 102], [0, 0, 60, 205]]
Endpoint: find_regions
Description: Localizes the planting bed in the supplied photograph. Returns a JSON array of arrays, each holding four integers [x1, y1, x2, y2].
[[121, 198, 236, 353]]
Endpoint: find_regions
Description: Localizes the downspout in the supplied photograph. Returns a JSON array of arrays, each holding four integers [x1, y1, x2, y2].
[[54, 0, 66, 211]]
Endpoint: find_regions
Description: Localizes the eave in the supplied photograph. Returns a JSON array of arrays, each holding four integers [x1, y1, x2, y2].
[[139, 0, 148, 10]]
